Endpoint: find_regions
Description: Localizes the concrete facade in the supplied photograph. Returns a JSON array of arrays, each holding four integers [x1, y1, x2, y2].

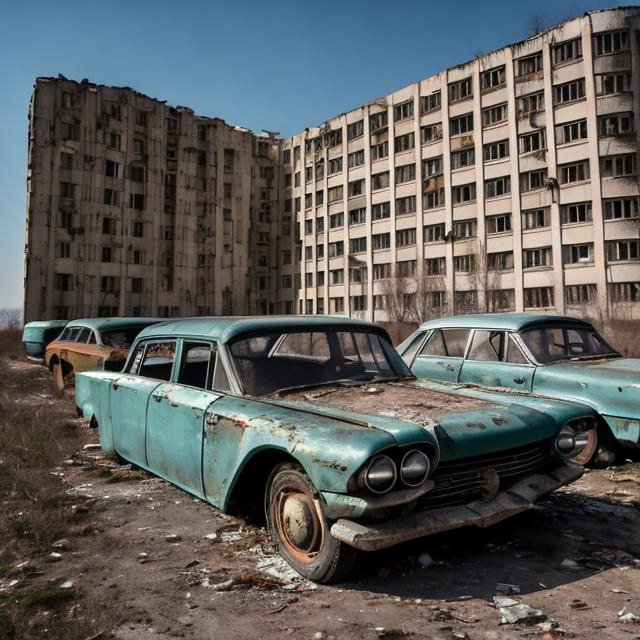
[[283, 7, 640, 321], [24, 79, 280, 322], [24, 7, 640, 322]]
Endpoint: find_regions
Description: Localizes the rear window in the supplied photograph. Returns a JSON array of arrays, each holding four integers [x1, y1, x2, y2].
[[102, 326, 147, 349]]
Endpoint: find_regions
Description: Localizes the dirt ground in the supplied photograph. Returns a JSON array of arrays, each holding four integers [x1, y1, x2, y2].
[[1, 335, 640, 640]]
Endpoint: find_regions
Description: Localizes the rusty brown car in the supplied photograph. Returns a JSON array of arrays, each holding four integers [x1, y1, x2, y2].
[[45, 317, 160, 391]]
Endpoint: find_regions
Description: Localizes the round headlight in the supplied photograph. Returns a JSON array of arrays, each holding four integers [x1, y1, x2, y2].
[[400, 449, 430, 487], [555, 425, 577, 457], [363, 455, 397, 494]]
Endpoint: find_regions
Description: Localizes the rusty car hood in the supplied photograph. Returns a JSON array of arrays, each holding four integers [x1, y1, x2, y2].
[[270, 382, 562, 461]]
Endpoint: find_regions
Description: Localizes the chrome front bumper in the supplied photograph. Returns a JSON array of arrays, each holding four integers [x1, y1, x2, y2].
[[330, 462, 584, 551]]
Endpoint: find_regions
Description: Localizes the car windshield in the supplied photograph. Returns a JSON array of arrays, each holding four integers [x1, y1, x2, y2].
[[519, 325, 619, 364], [229, 329, 403, 396], [101, 326, 147, 349]]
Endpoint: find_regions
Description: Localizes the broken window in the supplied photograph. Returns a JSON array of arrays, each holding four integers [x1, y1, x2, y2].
[[559, 160, 590, 184], [482, 103, 507, 127], [518, 129, 546, 154], [601, 154, 635, 178], [520, 169, 547, 192], [347, 120, 364, 140], [452, 183, 476, 205], [129, 193, 145, 210], [448, 77, 472, 103], [105, 160, 120, 178], [450, 113, 473, 136], [135, 110, 148, 127], [451, 148, 474, 170], [515, 52, 542, 78], [481, 65, 505, 91], [421, 123, 442, 144], [593, 30, 629, 56], [420, 91, 441, 114], [395, 163, 415, 184], [372, 171, 389, 190], [394, 100, 414, 122], [483, 139, 509, 161], [553, 79, 585, 104], [484, 175, 510, 198], [372, 233, 390, 251], [598, 112, 634, 137], [521, 208, 549, 230], [394, 132, 415, 153], [396, 196, 416, 216], [552, 38, 582, 66]]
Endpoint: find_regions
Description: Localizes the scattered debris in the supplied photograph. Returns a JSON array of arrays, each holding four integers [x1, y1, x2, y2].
[[560, 559, 580, 570], [255, 555, 317, 591], [83, 443, 101, 451], [618, 608, 640, 624], [138, 552, 149, 564], [165, 533, 182, 543], [59, 580, 74, 589], [493, 595, 546, 625], [204, 533, 218, 540]]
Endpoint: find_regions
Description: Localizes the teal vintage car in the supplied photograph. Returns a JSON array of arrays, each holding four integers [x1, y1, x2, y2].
[[22, 320, 68, 361], [76, 316, 594, 582], [399, 313, 639, 466]]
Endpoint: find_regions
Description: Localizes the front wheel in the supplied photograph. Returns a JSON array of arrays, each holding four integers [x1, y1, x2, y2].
[[265, 463, 356, 584]]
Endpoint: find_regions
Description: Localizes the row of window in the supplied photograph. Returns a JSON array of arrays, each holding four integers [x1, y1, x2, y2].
[[302, 279, 640, 316], [301, 199, 639, 247]]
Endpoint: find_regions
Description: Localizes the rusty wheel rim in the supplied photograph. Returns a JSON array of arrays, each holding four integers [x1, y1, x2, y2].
[[572, 428, 598, 465], [274, 489, 323, 564]]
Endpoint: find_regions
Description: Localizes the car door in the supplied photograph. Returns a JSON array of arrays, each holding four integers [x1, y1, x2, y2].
[[410, 328, 470, 383], [145, 340, 221, 498], [61, 327, 105, 374], [109, 340, 173, 467], [458, 329, 535, 391]]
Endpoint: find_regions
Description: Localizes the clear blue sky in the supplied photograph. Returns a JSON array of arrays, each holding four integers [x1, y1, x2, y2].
[[0, 0, 605, 311]]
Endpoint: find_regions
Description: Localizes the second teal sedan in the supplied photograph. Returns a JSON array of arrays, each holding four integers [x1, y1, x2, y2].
[[398, 313, 639, 466]]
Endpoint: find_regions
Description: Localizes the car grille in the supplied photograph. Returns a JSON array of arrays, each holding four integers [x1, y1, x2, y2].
[[416, 441, 554, 511]]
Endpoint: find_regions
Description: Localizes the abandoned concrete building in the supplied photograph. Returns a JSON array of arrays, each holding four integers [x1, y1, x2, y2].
[[24, 6, 640, 322]]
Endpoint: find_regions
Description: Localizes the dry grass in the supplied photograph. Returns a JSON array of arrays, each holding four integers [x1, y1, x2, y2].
[[0, 331, 110, 639]]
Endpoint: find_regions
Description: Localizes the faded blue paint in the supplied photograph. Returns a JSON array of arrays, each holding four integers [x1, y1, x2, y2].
[[22, 320, 67, 358], [400, 315, 640, 447], [74, 316, 589, 542]]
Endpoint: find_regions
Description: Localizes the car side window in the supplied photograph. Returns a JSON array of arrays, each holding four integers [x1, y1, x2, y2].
[[178, 342, 215, 390], [87, 331, 97, 345], [127, 343, 145, 374], [468, 331, 505, 361], [421, 329, 470, 357], [506, 336, 528, 364], [58, 328, 71, 341], [139, 341, 177, 381], [77, 328, 90, 343], [212, 354, 231, 393], [400, 332, 427, 365]]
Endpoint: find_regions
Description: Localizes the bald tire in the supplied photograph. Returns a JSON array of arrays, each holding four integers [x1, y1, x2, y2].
[[265, 463, 356, 584]]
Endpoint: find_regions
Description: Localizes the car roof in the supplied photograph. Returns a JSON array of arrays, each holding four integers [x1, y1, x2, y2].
[[65, 317, 161, 332], [23, 320, 68, 330], [136, 315, 385, 344], [418, 313, 594, 332]]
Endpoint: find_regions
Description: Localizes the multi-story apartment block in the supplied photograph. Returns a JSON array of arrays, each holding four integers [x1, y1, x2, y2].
[[24, 7, 640, 322], [24, 78, 280, 322], [283, 6, 640, 321]]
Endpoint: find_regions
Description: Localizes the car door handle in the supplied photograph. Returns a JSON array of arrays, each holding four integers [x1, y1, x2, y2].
[[152, 393, 163, 402], [513, 377, 525, 384]]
